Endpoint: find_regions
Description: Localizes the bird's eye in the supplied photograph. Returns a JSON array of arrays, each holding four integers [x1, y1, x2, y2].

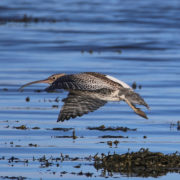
[[52, 76, 56, 80]]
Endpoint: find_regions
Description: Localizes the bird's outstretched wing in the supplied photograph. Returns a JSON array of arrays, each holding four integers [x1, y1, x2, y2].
[[57, 92, 107, 122]]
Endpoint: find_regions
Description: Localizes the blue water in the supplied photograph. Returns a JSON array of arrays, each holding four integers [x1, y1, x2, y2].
[[0, 0, 180, 179]]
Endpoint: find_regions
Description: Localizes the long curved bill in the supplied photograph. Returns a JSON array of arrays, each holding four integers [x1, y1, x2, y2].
[[19, 79, 49, 91]]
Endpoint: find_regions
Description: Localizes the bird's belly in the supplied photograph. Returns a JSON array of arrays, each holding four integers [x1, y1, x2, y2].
[[91, 90, 121, 102], [101, 96, 121, 101], [70, 89, 122, 102]]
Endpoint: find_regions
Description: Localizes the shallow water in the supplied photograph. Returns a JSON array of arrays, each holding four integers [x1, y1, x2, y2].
[[0, 0, 180, 179]]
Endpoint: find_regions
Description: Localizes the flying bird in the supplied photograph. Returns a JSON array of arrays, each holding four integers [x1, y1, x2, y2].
[[19, 72, 149, 120]]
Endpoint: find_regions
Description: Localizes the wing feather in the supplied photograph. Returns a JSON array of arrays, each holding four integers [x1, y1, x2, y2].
[[57, 92, 107, 122]]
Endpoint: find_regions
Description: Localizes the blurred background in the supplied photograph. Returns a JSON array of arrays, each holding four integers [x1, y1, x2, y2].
[[0, 0, 180, 179]]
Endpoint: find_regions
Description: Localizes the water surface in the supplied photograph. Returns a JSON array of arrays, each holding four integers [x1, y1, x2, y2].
[[0, 0, 180, 179]]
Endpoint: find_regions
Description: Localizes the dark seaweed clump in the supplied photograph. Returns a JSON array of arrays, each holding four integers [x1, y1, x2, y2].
[[100, 135, 128, 138], [13, 125, 28, 130], [94, 148, 180, 177], [0, 14, 57, 23], [131, 82, 142, 89], [25, 97, 30, 102], [0, 176, 27, 180], [46, 127, 73, 132], [87, 125, 136, 132]]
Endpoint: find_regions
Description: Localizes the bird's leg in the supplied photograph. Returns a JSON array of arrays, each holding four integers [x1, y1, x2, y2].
[[124, 98, 148, 119]]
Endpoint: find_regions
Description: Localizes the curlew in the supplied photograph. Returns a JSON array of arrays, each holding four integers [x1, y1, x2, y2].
[[19, 72, 149, 120]]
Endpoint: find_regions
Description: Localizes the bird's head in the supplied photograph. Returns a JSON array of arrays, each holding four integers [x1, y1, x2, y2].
[[19, 73, 65, 91], [45, 73, 65, 84]]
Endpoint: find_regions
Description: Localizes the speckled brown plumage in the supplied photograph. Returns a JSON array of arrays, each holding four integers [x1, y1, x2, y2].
[[46, 72, 122, 92], [20, 72, 149, 120]]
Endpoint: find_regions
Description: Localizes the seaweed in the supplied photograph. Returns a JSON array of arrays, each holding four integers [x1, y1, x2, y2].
[[94, 148, 180, 177]]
